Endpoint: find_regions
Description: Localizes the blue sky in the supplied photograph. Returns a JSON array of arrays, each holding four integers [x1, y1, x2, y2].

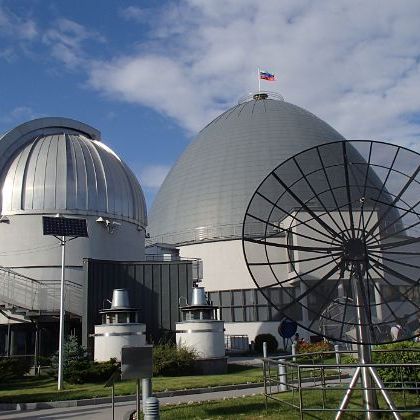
[[1, 0, 420, 207]]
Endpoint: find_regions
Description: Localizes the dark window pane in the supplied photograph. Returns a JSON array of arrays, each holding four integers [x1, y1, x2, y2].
[[257, 306, 269, 321], [233, 307, 244, 322], [221, 291, 232, 306], [245, 306, 256, 321], [208, 292, 220, 306], [221, 307, 232, 322], [269, 288, 282, 306], [282, 288, 295, 305], [256, 291, 269, 305], [244, 289, 257, 305], [233, 290, 243, 306], [271, 308, 283, 322]]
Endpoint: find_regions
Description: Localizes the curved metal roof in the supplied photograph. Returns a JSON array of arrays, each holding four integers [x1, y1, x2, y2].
[[1, 118, 147, 227], [149, 96, 346, 244]]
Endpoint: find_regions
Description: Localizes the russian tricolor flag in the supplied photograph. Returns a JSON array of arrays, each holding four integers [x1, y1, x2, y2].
[[260, 71, 276, 81]]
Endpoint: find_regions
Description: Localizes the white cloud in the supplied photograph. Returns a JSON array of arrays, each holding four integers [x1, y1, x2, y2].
[[85, 0, 420, 148], [0, 7, 37, 40], [138, 164, 171, 189], [0, 106, 39, 127], [43, 18, 105, 68], [119, 6, 150, 23]]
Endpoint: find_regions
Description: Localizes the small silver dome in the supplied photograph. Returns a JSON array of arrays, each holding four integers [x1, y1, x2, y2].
[[0, 117, 147, 227]]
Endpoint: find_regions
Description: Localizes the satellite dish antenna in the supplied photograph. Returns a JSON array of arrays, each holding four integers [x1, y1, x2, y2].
[[242, 140, 420, 419]]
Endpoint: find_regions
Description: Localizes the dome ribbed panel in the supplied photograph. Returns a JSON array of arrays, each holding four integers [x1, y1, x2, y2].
[[149, 99, 345, 244], [1, 133, 147, 226]]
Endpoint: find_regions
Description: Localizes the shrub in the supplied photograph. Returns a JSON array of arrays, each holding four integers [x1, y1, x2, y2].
[[0, 357, 31, 382], [65, 358, 120, 384], [51, 335, 89, 370], [153, 343, 197, 376], [296, 340, 333, 362], [254, 334, 278, 354], [50, 335, 119, 384], [374, 341, 420, 386]]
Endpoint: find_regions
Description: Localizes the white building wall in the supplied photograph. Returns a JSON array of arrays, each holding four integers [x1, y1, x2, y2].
[[0, 213, 145, 287], [179, 239, 262, 291]]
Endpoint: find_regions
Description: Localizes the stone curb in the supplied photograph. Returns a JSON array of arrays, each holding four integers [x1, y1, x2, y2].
[[0, 382, 264, 412]]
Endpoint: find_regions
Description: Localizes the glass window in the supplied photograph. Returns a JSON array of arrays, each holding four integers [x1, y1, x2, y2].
[[257, 306, 269, 321], [208, 292, 220, 306], [256, 291, 269, 305], [233, 307, 244, 322], [271, 308, 283, 322], [221, 291, 232, 306], [233, 290, 243, 306], [117, 313, 128, 323], [221, 307, 232, 322], [245, 306, 256, 322], [269, 288, 282, 306], [282, 288, 295, 305], [244, 289, 257, 305]]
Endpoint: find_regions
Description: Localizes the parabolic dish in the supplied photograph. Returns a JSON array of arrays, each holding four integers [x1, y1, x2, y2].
[[242, 140, 420, 345]]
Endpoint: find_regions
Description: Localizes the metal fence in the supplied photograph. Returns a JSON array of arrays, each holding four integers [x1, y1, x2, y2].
[[262, 349, 420, 419], [0, 266, 83, 316]]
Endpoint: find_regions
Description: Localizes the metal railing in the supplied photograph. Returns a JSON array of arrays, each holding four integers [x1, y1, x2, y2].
[[144, 255, 203, 282], [0, 266, 83, 316], [262, 349, 420, 418], [238, 91, 285, 103], [147, 221, 284, 246]]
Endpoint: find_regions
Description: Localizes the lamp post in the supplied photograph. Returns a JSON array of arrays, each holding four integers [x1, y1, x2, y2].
[[42, 216, 88, 391]]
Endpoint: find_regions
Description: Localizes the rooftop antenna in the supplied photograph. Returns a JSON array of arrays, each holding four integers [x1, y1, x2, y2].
[[242, 140, 420, 419]]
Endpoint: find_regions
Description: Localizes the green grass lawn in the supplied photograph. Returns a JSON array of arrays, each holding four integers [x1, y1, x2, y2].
[[0, 364, 263, 404], [156, 390, 420, 419], [0, 363, 343, 404]]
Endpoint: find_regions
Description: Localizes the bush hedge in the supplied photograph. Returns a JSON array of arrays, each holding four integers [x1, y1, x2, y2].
[[65, 358, 120, 384], [254, 334, 278, 354], [296, 340, 333, 362], [374, 341, 420, 386], [153, 343, 197, 376], [338, 341, 420, 386], [0, 357, 31, 382]]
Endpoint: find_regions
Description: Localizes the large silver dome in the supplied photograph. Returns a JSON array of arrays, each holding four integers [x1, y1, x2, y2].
[[149, 95, 345, 244], [0, 118, 147, 227]]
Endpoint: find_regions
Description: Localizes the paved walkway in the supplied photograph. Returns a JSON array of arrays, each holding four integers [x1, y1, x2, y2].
[[0, 386, 265, 420]]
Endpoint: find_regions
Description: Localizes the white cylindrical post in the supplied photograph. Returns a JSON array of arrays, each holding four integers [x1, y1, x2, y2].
[[58, 236, 66, 390], [144, 396, 160, 420], [258, 68, 261, 92], [335, 344, 341, 365], [292, 342, 297, 362], [142, 377, 152, 413], [263, 341, 267, 358], [278, 358, 287, 391]]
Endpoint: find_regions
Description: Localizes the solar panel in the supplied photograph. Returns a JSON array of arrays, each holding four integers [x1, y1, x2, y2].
[[42, 216, 88, 237]]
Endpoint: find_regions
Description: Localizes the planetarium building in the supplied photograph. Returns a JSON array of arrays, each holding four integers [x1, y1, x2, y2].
[[149, 90, 418, 346], [148, 92, 349, 342]]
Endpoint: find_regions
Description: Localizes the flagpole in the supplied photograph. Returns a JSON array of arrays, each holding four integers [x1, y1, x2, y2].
[[257, 67, 261, 92]]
